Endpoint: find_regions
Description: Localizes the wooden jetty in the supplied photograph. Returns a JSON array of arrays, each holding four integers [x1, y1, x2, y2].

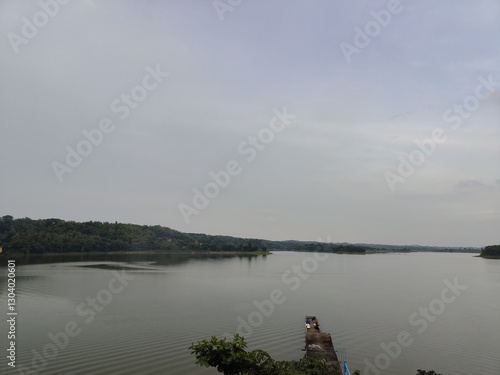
[[304, 316, 340, 368]]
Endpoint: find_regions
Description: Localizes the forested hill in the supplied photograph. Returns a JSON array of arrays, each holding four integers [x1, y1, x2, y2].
[[0, 215, 484, 255], [0, 216, 367, 254], [0, 216, 191, 254], [480, 245, 500, 258], [0, 216, 270, 254]]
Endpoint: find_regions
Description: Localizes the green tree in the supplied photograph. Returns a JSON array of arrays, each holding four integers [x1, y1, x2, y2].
[[189, 334, 339, 375], [481, 245, 500, 257]]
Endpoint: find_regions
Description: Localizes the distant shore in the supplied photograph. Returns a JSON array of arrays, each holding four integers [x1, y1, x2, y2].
[[189, 250, 271, 255], [1, 250, 272, 257], [2, 249, 485, 257]]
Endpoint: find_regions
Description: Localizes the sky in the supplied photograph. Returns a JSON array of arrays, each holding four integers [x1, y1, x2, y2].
[[1, 0, 499, 247]]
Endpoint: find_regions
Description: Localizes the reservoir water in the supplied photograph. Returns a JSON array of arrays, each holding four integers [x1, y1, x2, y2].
[[0, 252, 498, 375]]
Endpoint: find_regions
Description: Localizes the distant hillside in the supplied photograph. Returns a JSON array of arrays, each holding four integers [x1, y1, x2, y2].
[[480, 245, 500, 258], [0, 215, 198, 254], [0, 215, 483, 255], [0, 216, 368, 254], [353, 242, 480, 253]]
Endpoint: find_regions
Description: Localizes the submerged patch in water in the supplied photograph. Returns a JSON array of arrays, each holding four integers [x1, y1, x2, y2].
[[78, 264, 141, 271]]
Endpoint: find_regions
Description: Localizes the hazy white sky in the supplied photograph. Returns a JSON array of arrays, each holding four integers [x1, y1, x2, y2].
[[1, 0, 499, 247]]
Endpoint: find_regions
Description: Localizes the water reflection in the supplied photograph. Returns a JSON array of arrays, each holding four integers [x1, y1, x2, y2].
[[0, 252, 266, 267]]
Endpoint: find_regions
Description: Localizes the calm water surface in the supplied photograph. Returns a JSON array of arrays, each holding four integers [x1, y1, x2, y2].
[[0, 252, 499, 375]]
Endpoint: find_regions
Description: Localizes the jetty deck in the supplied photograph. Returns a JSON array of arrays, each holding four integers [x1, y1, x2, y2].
[[304, 316, 340, 367]]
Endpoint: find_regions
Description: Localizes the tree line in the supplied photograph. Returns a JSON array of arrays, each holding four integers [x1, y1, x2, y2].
[[0, 216, 268, 254], [480, 245, 500, 257], [4, 215, 477, 256]]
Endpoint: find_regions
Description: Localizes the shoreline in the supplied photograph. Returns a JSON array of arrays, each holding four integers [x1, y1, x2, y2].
[[1, 250, 482, 258], [0, 250, 272, 257]]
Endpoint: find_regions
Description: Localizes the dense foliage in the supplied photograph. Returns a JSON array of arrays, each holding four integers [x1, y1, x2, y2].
[[189, 233, 267, 252], [481, 245, 500, 257], [0, 215, 481, 255], [0, 216, 267, 254], [190, 335, 443, 375], [0, 215, 370, 255], [189, 335, 340, 375], [301, 242, 367, 253]]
